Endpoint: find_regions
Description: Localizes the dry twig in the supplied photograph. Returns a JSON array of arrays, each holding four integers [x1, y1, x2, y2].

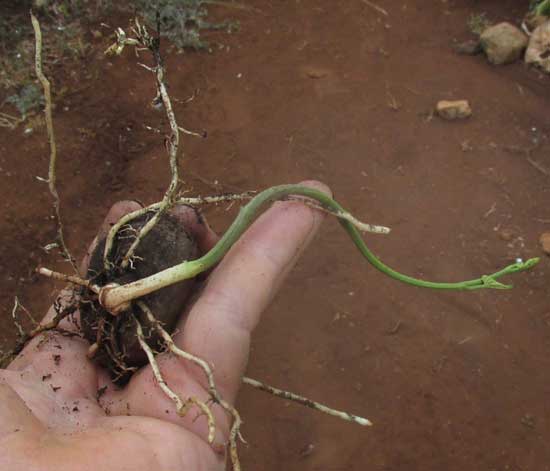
[[527, 157, 550, 177], [0, 111, 22, 129], [360, 0, 389, 17]]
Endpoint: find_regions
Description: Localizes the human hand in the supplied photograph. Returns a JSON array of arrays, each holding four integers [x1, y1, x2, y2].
[[0, 181, 330, 471]]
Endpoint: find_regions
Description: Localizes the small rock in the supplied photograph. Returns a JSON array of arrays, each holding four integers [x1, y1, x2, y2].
[[525, 21, 550, 74], [299, 443, 315, 458], [539, 232, 550, 254], [460, 140, 473, 152], [454, 39, 483, 55], [302, 66, 330, 79], [521, 414, 536, 429], [480, 22, 528, 65], [436, 100, 472, 120]]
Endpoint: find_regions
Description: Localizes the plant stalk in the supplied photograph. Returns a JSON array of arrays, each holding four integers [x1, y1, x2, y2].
[[99, 185, 539, 314]]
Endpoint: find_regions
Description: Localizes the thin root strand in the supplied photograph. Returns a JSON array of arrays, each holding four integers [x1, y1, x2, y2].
[[31, 12, 77, 272], [286, 195, 390, 234], [137, 301, 242, 470], [243, 376, 372, 427], [134, 315, 217, 444], [37, 268, 101, 294]]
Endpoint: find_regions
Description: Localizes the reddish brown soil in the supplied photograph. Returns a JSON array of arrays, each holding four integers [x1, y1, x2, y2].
[[2, 1, 550, 469]]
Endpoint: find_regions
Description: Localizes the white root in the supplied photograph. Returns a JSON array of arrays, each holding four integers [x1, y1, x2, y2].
[[104, 21, 255, 270], [37, 268, 101, 293], [243, 376, 372, 426], [11, 297, 26, 338], [286, 196, 390, 234], [31, 12, 77, 272], [103, 193, 255, 270], [134, 316, 216, 444], [107, 22, 182, 270], [137, 301, 242, 471], [32, 20, 373, 471]]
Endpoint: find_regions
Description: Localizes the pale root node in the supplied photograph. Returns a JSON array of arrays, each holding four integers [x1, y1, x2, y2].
[[98, 283, 130, 315]]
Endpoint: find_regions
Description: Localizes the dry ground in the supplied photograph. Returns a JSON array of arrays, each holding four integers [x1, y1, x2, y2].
[[1, 1, 550, 469]]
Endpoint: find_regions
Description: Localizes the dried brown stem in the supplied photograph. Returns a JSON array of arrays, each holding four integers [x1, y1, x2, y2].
[[31, 12, 76, 272]]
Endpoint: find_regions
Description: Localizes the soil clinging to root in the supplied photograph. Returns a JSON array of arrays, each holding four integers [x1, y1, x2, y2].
[[80, 212, 199, 383]]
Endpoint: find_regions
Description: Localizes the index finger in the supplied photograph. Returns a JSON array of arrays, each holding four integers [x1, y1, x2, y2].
[[174, 181, 331, 403]]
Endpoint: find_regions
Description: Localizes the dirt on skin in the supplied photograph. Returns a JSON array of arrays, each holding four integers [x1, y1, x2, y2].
[[1, 0, 550, 470]]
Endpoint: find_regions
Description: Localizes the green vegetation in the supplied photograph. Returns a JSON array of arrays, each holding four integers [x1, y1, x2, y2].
[[0, 0, 236, 126], [0, 1, 103, 121], [134, 0, 239, 50], [532, 0, 550, 16], [5, 84, 43, 118]]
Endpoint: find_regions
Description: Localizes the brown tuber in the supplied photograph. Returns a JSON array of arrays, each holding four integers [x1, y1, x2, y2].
[[80, 211, 199, 383]]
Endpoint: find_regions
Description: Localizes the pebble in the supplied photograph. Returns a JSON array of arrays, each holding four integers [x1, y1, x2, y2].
[[480, 22, 528, 65], [539, 232, 550, 254], [436, 100, 472, 120]]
